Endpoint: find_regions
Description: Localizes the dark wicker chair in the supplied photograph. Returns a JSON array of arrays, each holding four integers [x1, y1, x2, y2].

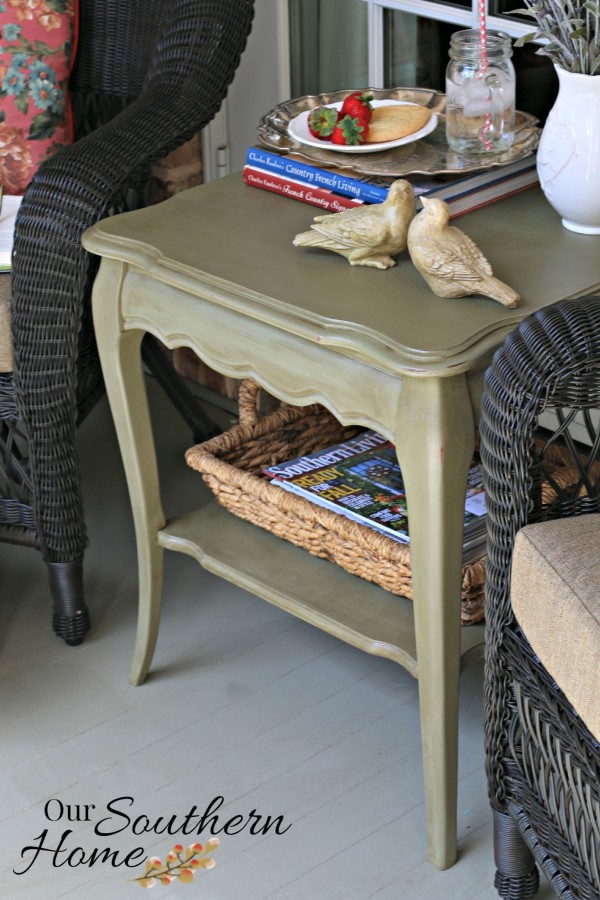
[[0, 0, 255, 645], [479, 294, 600, 899]]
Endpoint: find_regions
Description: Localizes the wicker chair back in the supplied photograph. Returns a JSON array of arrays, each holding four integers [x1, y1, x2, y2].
[[1, 0, 255, 645]]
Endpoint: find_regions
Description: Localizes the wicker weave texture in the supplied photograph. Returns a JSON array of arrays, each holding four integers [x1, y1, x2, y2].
[[0, 0, 255, 643], [8, 0, 254, 564], [480, 294, 600, 899]]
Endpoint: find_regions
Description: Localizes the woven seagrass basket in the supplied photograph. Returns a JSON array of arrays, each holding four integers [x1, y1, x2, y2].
[[185, 380, 492, 624], [185, 381, 582, 626]]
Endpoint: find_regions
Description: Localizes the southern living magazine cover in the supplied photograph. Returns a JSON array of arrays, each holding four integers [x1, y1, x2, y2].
[[264, 429, 486, 549]]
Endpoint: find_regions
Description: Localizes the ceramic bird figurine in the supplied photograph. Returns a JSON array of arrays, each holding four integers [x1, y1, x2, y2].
[[407, 196, 519, 307], [293, 179, 416, 269]]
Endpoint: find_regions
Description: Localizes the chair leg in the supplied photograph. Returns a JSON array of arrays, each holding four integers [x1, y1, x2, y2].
[[47, 558, 91, 646], [493, 810, 540, 899]]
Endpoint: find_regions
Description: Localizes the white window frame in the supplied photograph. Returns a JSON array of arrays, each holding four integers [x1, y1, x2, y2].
[[365, 0, 534, 87], [202, 0, 291, 180]]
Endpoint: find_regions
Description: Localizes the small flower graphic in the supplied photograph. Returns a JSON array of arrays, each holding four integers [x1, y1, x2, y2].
[[38, 9, 62, 31], [28, 76, 61, 112], [2, 68, 26, 95], [28, 60, 56, 82], [0, 126, 33, 193], [2, 22, 21, 40], [6, 0, 42, 24], [131, 839, 220, 889]]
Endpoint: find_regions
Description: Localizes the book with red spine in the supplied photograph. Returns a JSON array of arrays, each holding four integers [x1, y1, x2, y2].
[[244, 146, 540, 219], [242, 165, 364, 213]]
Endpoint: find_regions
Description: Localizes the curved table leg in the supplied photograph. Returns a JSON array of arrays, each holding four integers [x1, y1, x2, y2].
[[91, 260, 166, 686], [394, 373, 475, 869]]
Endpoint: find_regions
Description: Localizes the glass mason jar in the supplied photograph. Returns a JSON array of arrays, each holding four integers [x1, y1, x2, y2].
[[445, 29, 516, 154]]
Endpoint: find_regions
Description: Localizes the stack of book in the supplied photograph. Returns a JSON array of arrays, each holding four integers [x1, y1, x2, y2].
[[263, 428, 487, 560], [244, 145, 539, 219]]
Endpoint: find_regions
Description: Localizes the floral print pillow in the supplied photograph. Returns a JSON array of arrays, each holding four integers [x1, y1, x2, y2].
[[0, 0, 78, 194]]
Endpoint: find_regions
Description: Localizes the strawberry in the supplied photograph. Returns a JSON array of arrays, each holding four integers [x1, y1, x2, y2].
[[307, 106, 339, 140], [339, 91, 373, 125], [331, 114, 368, 146]]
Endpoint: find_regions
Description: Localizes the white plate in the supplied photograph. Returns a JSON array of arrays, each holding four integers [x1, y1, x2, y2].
[[287, 99, 439, 154]]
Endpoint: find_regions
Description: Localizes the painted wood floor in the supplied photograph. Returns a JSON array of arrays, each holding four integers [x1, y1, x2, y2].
[[0, 377, 555, 900]]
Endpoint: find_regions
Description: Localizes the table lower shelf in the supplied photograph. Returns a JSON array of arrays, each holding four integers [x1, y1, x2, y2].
[[158, 502, 485, 679]]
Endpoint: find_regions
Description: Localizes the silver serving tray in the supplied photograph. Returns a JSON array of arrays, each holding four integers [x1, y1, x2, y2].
[[256, 87, 541, 177]]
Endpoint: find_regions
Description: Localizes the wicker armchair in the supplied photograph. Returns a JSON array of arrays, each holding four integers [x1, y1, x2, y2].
[[479, 294, 600, 899], [0, 0, 255, 645]]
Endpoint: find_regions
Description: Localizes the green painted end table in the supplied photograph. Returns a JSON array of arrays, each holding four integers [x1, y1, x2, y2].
[[83, 176, 600, 870]]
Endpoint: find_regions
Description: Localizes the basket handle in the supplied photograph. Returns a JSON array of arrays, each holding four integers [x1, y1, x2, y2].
[[237, 379, 262, 426]]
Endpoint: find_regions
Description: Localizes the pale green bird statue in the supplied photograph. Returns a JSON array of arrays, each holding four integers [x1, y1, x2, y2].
[[407, 196, 519, 307], [292, 179, 416, 269]]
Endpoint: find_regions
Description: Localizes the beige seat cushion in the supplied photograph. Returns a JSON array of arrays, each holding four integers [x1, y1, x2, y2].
[[0, 274, 12, 373], [511, 514, 600, 742]]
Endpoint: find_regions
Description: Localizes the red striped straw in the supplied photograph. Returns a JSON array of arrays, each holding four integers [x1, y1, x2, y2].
[[479, 0, 493, 150]]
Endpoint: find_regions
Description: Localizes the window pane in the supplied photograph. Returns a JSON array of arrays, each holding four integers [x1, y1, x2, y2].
[[383, 8, 557, 121], [288, 1, 558, 123], [512, 42, 558, 122], [383, 10, 459, 91], [289, 0, 368, 97], [490, 0, 530, 17]]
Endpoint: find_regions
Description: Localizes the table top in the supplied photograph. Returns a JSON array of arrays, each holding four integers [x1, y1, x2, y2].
[[84, 175, 600, 374]]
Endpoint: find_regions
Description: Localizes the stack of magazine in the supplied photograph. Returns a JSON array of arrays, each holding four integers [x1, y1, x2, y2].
[[263, 429, 487, 561]]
